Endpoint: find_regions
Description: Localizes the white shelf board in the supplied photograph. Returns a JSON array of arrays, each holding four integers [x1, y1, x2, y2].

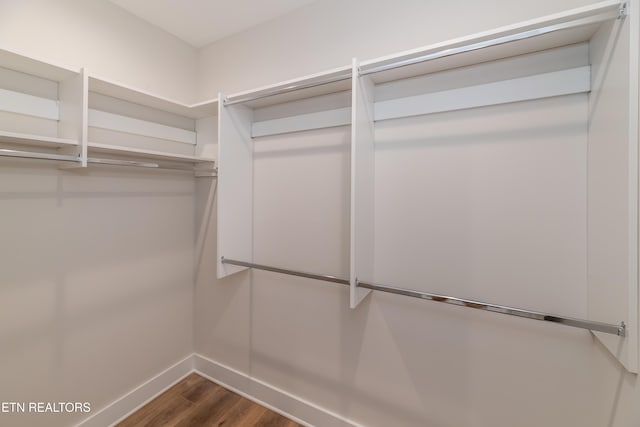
[[0, 88, 59, 120], [360, 0, 621, 84], [0, 130, 78, 148], [190, 98, 219, 119], [0, 47, 78, 82], [226, 65, 352, 109], [87, 142, 215, 163], [374, 66, 591, 121], [88, 109, 197, 145], [89, 75, 218, 119]]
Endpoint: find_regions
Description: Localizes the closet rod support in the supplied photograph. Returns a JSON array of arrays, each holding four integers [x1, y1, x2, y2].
[[619, 1, 628, 18]]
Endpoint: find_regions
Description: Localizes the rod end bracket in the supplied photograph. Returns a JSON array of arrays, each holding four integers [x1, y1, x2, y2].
[[618, 321, 627, 337], [619, 2, 628, 19]]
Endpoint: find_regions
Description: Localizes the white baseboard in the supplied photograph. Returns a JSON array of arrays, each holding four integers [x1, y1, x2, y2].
[[74, 353, 358, 427], [193, 353, 359, 427], [76, 355, 195, 427]]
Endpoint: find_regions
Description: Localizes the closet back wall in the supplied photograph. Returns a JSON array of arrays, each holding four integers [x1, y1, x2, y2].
[[196, 1, 640, 426]]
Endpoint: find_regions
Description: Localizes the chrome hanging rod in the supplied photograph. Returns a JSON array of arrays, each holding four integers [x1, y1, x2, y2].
[[0, 148, 79, 163], [0, 149, 215, 173], [357, 280, 626, 336], [360, 0, 625, 76], [87, 157, 194, 171], [221, 256, 625, 336], [220, 257, 350, 286], [224, 71, 352, 106]]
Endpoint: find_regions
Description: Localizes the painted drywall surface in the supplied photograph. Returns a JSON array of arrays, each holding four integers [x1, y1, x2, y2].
[[195, 96, 604, 427], [0, 0, 197, 103], [0, 164, 195, 427], [593, 343, 640, 427], [193, 1, 640, 424], [0, 3, 198, 425], [196, 0, 602, 99], [194, 179, 252, 374]]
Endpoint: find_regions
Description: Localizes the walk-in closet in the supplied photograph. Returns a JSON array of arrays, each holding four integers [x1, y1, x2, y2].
[[1, 1, 639, 426]]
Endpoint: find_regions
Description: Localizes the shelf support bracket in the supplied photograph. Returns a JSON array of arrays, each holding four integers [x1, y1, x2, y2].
[[619, 1, 628, 18], [618, 321, 627, 337]]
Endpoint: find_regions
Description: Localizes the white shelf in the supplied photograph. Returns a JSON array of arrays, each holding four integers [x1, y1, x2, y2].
[[373, 65, 591, 122], [252, 106, 351, 138], [0, 48, 78, 82], [86, 74, 218, 166], [87, 142, 215, 164], [89, 75, 218, 119], [86, 72, 218, 167], [359, 0, 621, 84], [0, 48, 86, 164], [88, 109, 197, 145], [0, 88, 59, 120], [0, 130, 78, 148], [189, 98, 219, 119]]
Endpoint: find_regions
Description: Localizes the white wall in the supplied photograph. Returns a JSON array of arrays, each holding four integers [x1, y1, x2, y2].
[[0, 163, 195, 427], [0, 0, 198, 103], [0, 2, 197, 426], [195, 1, 640, 427]]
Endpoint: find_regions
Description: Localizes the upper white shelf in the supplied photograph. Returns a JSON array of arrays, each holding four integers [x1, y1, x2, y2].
[[88, 75, 218, 119], [359, 0, 623, 84], [86, 74, 218, 167], [0, 47, 79, 82]]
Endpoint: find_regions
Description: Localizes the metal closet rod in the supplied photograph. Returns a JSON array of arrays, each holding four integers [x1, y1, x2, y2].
[[223, 71, 353, 106], [0, 149, 209, 172], [221, 257, 349, 285], [87, 157, 194, 171], [360, 1, 625, 76], [0, 148, 79, 163], [220, 257, 626, 337]]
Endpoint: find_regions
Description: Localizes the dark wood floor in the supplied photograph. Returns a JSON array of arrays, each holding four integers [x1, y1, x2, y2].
[[117, 373, 303, 427]]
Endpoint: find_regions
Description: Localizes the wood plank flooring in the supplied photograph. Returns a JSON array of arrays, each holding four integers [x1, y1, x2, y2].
[[117, 373, 303, 427]]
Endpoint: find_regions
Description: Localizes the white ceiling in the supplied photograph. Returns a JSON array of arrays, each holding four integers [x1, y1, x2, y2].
[[109, 0, 317, 48]]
